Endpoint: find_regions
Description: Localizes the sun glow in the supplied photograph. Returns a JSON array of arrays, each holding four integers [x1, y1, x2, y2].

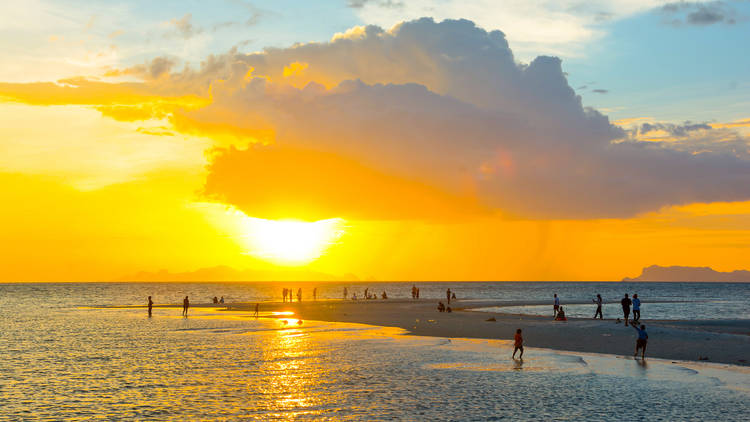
[[238, 217, 345, 264], [197, 204, 346, 265]]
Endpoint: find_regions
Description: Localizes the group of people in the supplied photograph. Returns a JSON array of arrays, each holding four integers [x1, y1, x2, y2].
[[282, 288, 303, 302], [411, 285, 420, 299], [549, 292, 648, 359], [348, 288, 388, 300], [147, 296, 260, 319], [552, 292, 643, 326], [212, 296, 225, 304], [436, 302, 452, 312]]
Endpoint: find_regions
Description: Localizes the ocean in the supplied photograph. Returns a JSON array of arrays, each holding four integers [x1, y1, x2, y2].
[[1, 282, 749, 420]]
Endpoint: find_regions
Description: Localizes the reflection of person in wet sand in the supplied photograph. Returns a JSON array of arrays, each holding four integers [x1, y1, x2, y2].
[[147, 296, 153, 317], [182, 296, 189, 317], [512, 328, 524, 359], [632, 324, 648, 359]]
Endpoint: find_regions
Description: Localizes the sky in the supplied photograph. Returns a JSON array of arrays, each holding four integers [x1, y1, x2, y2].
[[1, 0, 749, 281]]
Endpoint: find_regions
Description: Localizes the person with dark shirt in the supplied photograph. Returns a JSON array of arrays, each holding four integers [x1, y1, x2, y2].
[[632, 324, 648, 359], [437, 302, 445, 312], [297, 288, 302, 302], [147, 296, 153, 317], [182, 296, 189, 317], [593, 294, 603, 319], [381, 291, 388, 299], [632, 294, 641, 323], [446, 288, 451, 304], [343, 287, 348, 299], [313, 287, 317, 301], [621, 294, 632, 326], [213, 296, 218, 304], [512, 329, 524, 359]]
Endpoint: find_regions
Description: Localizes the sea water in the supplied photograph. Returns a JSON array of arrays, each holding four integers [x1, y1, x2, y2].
[[1, 282, 749, 420]]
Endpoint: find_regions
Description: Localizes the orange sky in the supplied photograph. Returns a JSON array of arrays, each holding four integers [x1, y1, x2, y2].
[[1, 18, 749, 282]]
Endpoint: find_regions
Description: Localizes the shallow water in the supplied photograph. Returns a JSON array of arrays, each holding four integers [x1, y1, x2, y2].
[[1, 283, 749, 420]]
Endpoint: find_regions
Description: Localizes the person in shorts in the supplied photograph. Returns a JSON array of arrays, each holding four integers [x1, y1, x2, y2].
[[621, 294, 632, 326], [553, 294, 560, 318], [512, 329, 524, 359], [632, 324, 648, 359]]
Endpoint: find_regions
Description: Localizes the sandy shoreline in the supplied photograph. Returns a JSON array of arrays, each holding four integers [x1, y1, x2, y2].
[[118, 298, 750, 366]]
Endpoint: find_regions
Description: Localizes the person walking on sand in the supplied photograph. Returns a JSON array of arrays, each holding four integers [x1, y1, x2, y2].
[[632, 294, 641, 323], [297, 288, 302, 302], [621, 294, 632, 326], [553, 294, 560, 318], [254, 303, 259, 318], [343, 287, 348, 299], [446, 288, 452, 304], [182, 296, 189, 317], [313, 287, 317, 301], [593, 294, 603, 319], [632, 324, 648, 359], [283, 288, 287, 303], [148, 296, 153, 317], [512, 329, 524, 359]]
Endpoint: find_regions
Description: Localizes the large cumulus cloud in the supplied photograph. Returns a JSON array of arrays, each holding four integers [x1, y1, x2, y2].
[[2, 18, 749, 219]]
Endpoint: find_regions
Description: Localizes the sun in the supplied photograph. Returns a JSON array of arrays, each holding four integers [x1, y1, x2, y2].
[[196, 204, 346, 265], [237, 216, 346, 265]]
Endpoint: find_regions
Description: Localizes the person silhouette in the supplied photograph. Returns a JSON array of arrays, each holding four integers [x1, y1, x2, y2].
[[621, 294, 632, 326], [446, 288, 451, 304], [254, 303, 259, 318], [182, 296, 189, 317], [512, 329, 524, 359], [632, 294, 641, 323], [297, 288, 302, 302], [148, 296, 153, 317], [593, 294, 603, 319], [313, 287, 317, 301]]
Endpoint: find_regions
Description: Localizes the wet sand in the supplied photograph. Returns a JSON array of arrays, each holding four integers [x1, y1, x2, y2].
[[205, 298, 749, 366]]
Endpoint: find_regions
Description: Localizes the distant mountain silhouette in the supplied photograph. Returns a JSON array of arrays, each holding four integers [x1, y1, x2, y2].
[[115, 265, 360, 282], [623, 265, 750, 282]]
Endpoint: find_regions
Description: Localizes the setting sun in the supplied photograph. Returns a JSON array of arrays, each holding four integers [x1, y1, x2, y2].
[[233, 213, 346, 265]]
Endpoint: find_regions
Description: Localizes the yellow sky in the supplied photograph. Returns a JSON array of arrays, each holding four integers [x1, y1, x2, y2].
[[1, 21, 749, 282]]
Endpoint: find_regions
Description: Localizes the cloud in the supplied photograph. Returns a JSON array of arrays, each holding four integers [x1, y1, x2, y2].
[[168, 13, 202, 39], [346, 1, 665, 57], [1, 18, 749, 220], [660, 1, 738, 26]]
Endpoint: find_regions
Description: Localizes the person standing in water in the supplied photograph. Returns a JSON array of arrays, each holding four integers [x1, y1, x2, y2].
[[313, 287, 317, 301], [446, 288, 452, 304], [553, 294, 560, 318], [593, 294, 603, 319], [632, 294, 641, 323], [147, 296, 153, 317], [512, 329, 524, 359], [282, 288, 287, 303], [632, 324, 648, 359], [343, 287, 348, 300], [297, 288, 302, 302], [182, 296, 189, 317], [253, 303, 259, 318], [621, 294, 632, 326]]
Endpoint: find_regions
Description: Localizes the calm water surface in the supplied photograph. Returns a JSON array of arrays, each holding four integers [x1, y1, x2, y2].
[[1, 282, 748, 420]]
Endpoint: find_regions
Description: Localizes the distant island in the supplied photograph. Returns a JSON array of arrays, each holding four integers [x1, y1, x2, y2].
[[115, 265, 362, 282], [623, 265, 750, 282]]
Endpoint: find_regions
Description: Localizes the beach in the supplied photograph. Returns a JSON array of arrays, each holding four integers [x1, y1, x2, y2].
[[3, 282, 750, 420], [219, 298, 750, 366]]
